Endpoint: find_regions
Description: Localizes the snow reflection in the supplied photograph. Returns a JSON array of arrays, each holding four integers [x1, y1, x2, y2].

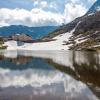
[[0, 50, 99, 100]]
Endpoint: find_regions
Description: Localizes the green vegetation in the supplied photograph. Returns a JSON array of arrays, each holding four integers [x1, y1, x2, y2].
[[0, 37, 7, 49]]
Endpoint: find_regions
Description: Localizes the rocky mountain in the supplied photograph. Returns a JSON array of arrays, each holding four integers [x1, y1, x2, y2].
[[42, 0, 100, 51], [11, 34, 33, 42], [0, 25, 58, 39]]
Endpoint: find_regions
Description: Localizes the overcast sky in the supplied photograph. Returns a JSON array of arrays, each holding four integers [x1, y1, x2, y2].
[[0, 0, 96, 27]]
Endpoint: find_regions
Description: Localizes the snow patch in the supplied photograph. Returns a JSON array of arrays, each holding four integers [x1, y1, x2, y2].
[[5, 30, 74, 50]]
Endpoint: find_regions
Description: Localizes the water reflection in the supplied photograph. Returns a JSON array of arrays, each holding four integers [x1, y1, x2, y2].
[[0, 50, 99, 100]]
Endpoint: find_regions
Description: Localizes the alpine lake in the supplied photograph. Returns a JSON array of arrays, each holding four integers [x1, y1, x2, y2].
[[0, 50, 99, 100]]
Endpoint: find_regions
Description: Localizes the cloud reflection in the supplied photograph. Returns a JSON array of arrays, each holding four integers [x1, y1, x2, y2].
[[0, 50, 99, 100]]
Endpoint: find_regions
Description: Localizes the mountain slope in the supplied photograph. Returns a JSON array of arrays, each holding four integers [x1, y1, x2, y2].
[[5, 12, 100, 50], [41, 1, 100, 51], [0, 25, 58, 39]]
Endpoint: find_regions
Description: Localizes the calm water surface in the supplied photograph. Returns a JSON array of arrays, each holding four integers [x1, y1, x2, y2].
[[0, 50, 100, 100]]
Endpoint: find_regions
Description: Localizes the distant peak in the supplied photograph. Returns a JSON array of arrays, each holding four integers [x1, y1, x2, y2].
[[87, 0, 100, 14]]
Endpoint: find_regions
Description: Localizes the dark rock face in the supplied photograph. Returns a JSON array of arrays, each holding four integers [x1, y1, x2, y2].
[[74, 12, 100, 35], [70, 12, 100, 50]]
